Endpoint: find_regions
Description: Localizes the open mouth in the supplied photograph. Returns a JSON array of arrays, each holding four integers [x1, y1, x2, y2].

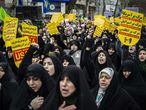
[[61, 88, 69, 94]]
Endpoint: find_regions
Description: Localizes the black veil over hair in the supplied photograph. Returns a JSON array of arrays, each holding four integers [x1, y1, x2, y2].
[[40, 65, 97, 110], [91, 50, 115, 77], [10, 63, 55, 110], [42, 55, 63, 82], [136, 48, 146, 82], [118, 58, 145, 85]]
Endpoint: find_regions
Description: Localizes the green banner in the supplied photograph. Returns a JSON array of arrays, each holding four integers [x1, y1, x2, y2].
[[0, 7, 10, 21]]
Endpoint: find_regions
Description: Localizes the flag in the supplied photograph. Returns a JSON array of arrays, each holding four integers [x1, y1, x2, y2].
[[0, 7, 10, 21]]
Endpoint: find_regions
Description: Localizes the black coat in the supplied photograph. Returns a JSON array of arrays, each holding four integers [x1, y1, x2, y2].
[[0, 62, 18, 110], [137, 48, 146, 83], [118, 59, 146, 110]]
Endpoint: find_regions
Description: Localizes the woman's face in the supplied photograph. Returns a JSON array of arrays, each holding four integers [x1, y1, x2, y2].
[[139, 50, 146, 62], [0, 66, 5, 79], [43, 57, 55, 76], [128, 46, 136, 53], [60, 76, 76, 97], [71, 44, 78, 51], [26, 76, 42, 92], [108, 48, 115, 55], [99, 72, 112, 90], [62, 59, 69, 67], [123, 70, 131, 78], [98, 52, 106, 64], [7, 51, 13, 58]]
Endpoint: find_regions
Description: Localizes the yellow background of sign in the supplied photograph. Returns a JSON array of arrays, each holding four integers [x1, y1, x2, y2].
[[11, 36, 30, 51], [51, 13, 64, 25], [22, 24, 38, 36], [65, 14, 76, 21], [93, 26, 104, 37], [143, 17, 146, 26], [47, 22, 60, 35]]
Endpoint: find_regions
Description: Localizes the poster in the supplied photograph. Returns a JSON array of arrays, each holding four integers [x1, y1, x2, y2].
[[118, 9, 144, 46], [2, 17, 18, 47], [11, 36, 30, 68]]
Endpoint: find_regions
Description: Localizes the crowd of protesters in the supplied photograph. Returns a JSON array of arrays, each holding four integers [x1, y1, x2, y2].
[[0, 17, 146, 110]]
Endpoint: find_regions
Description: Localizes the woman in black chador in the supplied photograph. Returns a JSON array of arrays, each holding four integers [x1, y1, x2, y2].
[[137, 48, 146, 83], [118, 59, 146, 110], [0, 62, 18, 110], [92, 67, 141, 110], [10, 63, 55, 110], [40, 65, 97, 110]]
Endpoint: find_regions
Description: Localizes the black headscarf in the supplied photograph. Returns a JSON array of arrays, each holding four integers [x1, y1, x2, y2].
[[62, 55, 76, 66], [91, 50, 115, 77], [42, 55, 63, 82], [118, 59, 146, 110], [107, 43, 121, 71], [10, 63, 55, 110], [137, 48, 146, 82], [40, 65, 97, 110]]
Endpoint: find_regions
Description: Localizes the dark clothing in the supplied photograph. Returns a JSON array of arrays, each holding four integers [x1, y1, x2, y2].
[[80, 38, 97, 88], [0, 62, 18, 110], [109, 52, 121, 71], [118, 59, 146, 110], [40, 65, 97, 110], [91, 67, 141, 110], [92, 86, 141, 110], [137, 48, 146, 83], [10, 64, 55, 110], [17, 45, 39, 83]]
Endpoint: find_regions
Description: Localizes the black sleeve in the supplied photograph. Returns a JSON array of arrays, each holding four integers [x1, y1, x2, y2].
[[17, 45, 38, 83], [80, 38, 97, 88]]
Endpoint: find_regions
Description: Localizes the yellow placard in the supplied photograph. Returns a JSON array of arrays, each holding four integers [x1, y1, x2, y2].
[[93, 26, 104, 37], [2, 17, 18, 47], [47, 22, 59, 35], [51, 13, 64, 25], [110, 17, 115, 24], [118, 9, 144, 46], [65, 14, 76, 21], [114, 17, 121, 25], [11, 36, 31, 68], [143, 17, 146, 26], [104, 19, 110, 30], [94, 17, 105, 26], [22, 24, 38, 36], [94, 15, 106, 20]]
